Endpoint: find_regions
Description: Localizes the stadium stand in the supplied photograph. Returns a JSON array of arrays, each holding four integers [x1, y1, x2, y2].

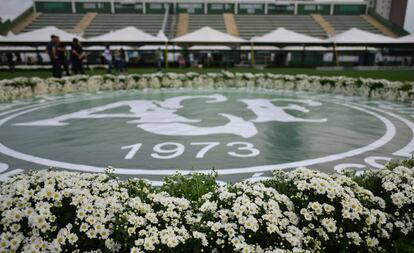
[[235, 15, 327, 39], [84, 14, 169, 37], [4, 0, 407, 40], [176, 13, 189, 37], [73, 13, 97, 35], [322, 15, 381, 35], [188, 15, 226, 33], [22, 13, 85, 33], [165, 13, 177, 39], [10, 12, 41, 34], [361, 15, 397, 38], [312, 14, 336, 36], [223, 13, 239, 37]]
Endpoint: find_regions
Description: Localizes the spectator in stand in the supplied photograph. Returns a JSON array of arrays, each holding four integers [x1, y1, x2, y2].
[[71, 38, 86, 75], [46, 35, 62, 78], [5, 51, 14, 73], [102, 45, 113, 74]]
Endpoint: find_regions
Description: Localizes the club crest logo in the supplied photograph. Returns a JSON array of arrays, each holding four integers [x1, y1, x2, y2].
[[14, 94, 327, 138], [0, 90, 412, 183]]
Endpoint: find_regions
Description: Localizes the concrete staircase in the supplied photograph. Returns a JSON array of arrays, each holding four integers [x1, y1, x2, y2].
[[223, 13, 239, 37], [312, 14, 335, 36], [73, 12, 97, 35], [361, 15, 397, 37], [11, 12, 42, 34], [176, 13, 189, 36]]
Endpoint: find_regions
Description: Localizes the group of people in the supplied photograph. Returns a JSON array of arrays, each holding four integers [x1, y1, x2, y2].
[[47, 35, 86, 78], [102, 45, 128, 74], [4, 52, 23, 73]]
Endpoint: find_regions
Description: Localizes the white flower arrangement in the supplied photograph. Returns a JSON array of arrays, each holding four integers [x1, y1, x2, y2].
[[0, 72, 413, 103], [0, 158, 413, 252]]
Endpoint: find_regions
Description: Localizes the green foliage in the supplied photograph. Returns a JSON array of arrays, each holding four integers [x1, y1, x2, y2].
[[160, 171, 218, 208]]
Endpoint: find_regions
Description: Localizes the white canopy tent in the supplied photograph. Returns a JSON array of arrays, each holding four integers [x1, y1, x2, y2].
[[240, 45, 279, 51], [189, 45, 231, 51], [139, 45, 182, 50], [281, 46, 378, 51], [86, 27, 161, 43], [156, 30, 168, 42], [250, 28, 325, 44], [0, 26, 83, 43], [138, 30, 182, 50], [396, 34, 414, 43], [327, 28, 397, 44], [85, 45, 138, 51], [283, 46, 328, 51], [0, 46, 40, 51], [172, 27, 246, 44]]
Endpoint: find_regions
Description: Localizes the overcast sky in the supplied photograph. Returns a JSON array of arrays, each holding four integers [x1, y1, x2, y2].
[[404, 0, 414, 34], [0, 0, 413, 34], [0, 0, 32, 21]]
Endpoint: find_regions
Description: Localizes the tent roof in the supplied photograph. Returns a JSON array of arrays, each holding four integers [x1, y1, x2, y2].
[[397, 34, 414, 43], [251, 28, 324, 44], [156, 30, 168, 42], [139, 45, 182, 50], [189, 45, 231, 51], [283, 46, 328, 51], [327, 28, 397, 44], [87, 26, 160, 43], [85, 45, 137, 51], [172, 27, 246, 43], [240, 45, 279, 50], [1, 26, 83, 43]]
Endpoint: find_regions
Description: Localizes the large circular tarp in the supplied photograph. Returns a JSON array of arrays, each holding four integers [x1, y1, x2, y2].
[[0, 88, 413, 183]]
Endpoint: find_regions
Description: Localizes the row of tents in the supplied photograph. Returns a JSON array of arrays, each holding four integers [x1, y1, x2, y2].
[[0, 26, 413, 46]]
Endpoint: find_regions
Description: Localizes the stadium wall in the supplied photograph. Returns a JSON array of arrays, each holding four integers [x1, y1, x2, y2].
[[33, 0, 368, 15]]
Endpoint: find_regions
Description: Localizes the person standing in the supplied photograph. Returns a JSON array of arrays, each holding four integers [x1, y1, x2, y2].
[[36, 50, 43, 65], [70, 38, 86, 75], [56, 37, 70, 76], [102, 45, 113, 74], [46, 35, 61, 78], [155, 48, 162, 71], [114, 49, 122, 73], [14, 52, 22, 64], [5, 51, 14, 73], [120, 48, 127, 73]]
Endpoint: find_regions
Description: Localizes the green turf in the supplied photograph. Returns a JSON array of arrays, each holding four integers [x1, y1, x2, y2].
[[0, 67, 413, 82]]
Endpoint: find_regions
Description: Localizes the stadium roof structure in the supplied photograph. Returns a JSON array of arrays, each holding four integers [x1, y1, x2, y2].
[[0, 26, 82, 44], [171, 27, 246, 44], [250, 28, 325, 45], [86, 27, 162, 44], [327, 28, 397, 44]]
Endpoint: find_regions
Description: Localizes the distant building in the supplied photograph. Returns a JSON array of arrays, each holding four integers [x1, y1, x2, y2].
[[373, 0, 408, 27]]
